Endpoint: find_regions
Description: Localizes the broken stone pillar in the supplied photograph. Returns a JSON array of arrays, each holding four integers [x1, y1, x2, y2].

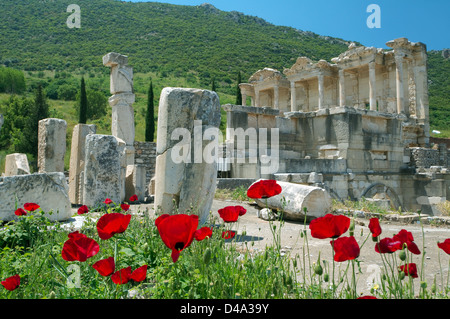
[[4, 153, 30, 176], [37, 118, 67, 173], [103, 52, 135, 166], [0, 172, 72, 221], [82, 134, 126, 207], [154, 87, 221, 224], [252, 180, 332, 221], [125, 164, 146, 202], [68, 123, 96, 204]]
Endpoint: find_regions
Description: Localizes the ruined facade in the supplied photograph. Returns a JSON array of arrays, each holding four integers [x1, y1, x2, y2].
[[224, 38, 450, 215]]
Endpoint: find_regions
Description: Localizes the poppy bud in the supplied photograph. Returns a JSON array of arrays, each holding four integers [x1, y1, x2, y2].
[[349, 218, 355, 237], [399, 249, 407, 261], [420, 281, 427, 289], [398, 271, 405, 280], [324, 273, 329, 282], [203, 248, 212, 265], [314, 264, 323, 276]]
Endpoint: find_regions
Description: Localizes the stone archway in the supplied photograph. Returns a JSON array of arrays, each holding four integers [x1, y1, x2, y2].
[[361, 183, 403, 211]]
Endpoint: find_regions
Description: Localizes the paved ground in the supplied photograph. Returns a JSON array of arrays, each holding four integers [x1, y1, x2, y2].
[[71, 198, 450, 297]]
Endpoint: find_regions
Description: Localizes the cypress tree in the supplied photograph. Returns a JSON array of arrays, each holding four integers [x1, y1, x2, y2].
[[145, 80, 155, 142], [211, 78, 216, 92], [79, 77, 87, 124], [235, 71, 242, 105]]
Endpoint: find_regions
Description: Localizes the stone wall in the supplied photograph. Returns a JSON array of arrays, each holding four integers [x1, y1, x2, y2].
[[410, 147, 440, 168], [133, 141, 156, 191]]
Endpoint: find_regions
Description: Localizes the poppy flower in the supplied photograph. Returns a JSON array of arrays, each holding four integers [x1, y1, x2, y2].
[[130, 265, 148, 282], [332, 236, 360, 262], [218, 205, 246, 223], [14, 208, 27, 216], [120, 203, 130, 211], [61, 232, 99, 262], [437, 239, 450, 255], [309, 214, 351, 239], [368, 218, 382, 238], [194, 227, 213, 241], [393, 229, 421, 255], [77, 205, 89, 215], [375, 237, 402, 254], [23, 202, 40, 212], [247, 179, 282, 199], [96, 212, 132, 240], [399, 263, 418, 278], [155, 214, 199, 263], [222, 230, 236, 239], [1, 274, 20, 291], [92, 257, 115, 277], [104, 198, 113, 205], [111, 266, 132, 285], [357, 295, 377, 299], [129, 194, 138, 202]]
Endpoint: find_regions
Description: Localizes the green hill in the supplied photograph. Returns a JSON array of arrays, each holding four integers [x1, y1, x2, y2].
[[0, 0, 449, 156]]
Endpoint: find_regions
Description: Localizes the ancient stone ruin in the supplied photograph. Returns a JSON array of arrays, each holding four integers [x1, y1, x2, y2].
[[224, 38, 449, 216]]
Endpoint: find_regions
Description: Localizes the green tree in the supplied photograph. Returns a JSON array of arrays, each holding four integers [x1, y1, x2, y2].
[[0, 67, 26, 94], [235, 71, 242, 105], [79, 77, 87, 124], [211, 78, 216, 92], [145, 80, 155, 142]]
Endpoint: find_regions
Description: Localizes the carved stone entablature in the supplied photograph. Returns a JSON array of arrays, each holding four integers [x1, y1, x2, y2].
[[249, 67, 284, 83]]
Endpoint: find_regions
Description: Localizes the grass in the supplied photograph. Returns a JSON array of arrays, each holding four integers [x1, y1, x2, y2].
[[0, 195, 449, 299]]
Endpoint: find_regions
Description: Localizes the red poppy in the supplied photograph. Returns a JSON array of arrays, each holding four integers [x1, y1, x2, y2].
[[357, 295, 377, 299], [399, 263, 418, 278], [194, 227, 213, 241], [23, 202, 40, 212], [155, 214, 199, 263], [438, 239, 450, 255], [104, 198, 113, 205], [77, 205, 89, 215], [1, 275, 20, 291], [368, 218, 382, 238], [222, 230, 236, 239], [375, 237, 402, 254], [309, 214, 350, 239], [61, 232, 99, 262], [96, 212, 132, 240], [120, 203, 130, 211], [14, 208, 27, 216], [247, 179, 282, 199], [130, 265, 148, 282], [218, 205, 246, 223], [393, 229, 421, 255], [92, 257, 115, 277], [111, 266, 132, 285], [332, 236, 360, 262], [129, 194, 138, 202]]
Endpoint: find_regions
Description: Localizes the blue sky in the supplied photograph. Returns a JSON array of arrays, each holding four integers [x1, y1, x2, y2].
[[128, 0, 449, 50]]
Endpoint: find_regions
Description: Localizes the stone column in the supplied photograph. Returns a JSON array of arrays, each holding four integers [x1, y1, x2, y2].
[[318, 74, 325, 110], [38, 118, 67, 173], [290, 81, 297, 112], [241, 93, 247, 106], [350, 73, 359, 108], [68, 123, 96, 204], [338, 69, 345, 107], [103, 52, 135, 166], [369, 62, 377, 111], [4, 153, 30, 176], [154, 88, 221, 224], [395, 54, 406, 115], [255, 90, 260, 107], [82, 134, 126, 206], [273, 85, 279, 109]]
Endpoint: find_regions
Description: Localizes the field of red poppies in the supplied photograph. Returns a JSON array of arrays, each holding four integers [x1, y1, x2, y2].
[[0, 180, 449, 299]]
